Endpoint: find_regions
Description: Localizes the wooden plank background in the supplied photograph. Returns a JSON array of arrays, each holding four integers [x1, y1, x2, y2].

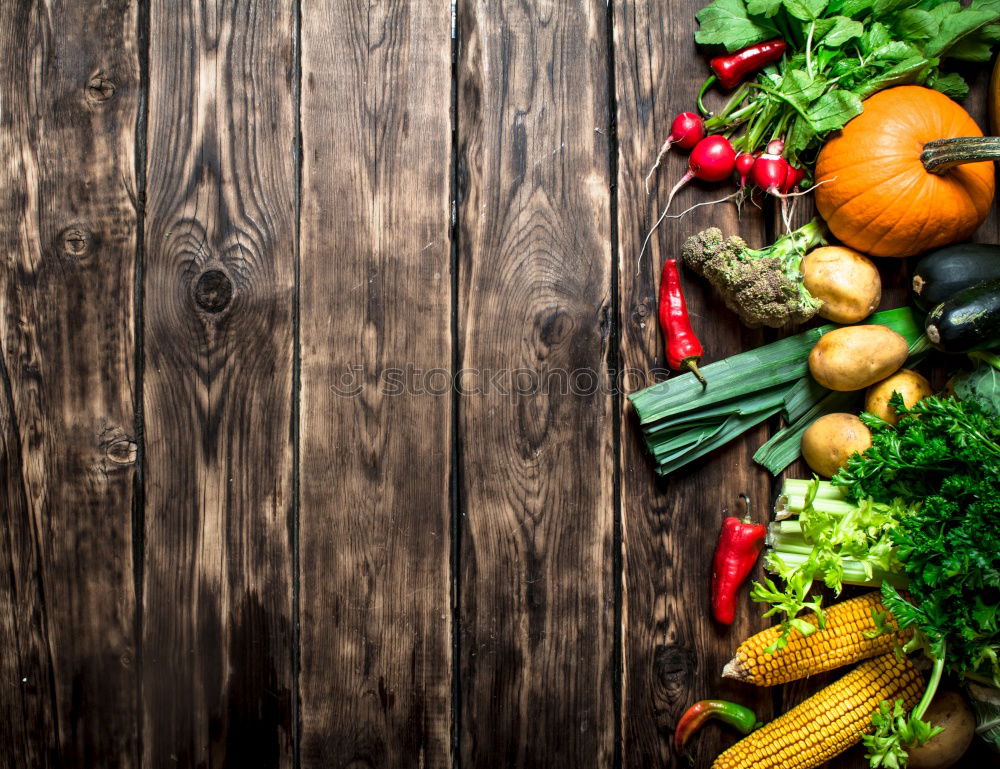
[[0, 1, 996, 768], [298, 1, 453, 766], [141, 1, 297, 767]]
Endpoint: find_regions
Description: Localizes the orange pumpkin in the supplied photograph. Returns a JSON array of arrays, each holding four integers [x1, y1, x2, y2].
[[815, 86, 995, 258]]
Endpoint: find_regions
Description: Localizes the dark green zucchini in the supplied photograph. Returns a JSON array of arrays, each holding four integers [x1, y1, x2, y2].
[[925, 279, 1000, 354], [912, 243, 1000, 313]]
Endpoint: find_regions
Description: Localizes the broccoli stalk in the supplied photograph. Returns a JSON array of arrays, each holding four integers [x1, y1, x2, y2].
[[681, 218, 827, 328]]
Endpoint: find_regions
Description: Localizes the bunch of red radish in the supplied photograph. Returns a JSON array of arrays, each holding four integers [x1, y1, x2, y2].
[[654, 112, 804, 199], [637, 112, 806, 263]]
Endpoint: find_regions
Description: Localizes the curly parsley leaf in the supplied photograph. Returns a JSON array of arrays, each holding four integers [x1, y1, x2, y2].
[[835, 395, 1000, 679]]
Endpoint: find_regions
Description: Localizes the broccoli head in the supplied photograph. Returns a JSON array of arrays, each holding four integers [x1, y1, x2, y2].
[[681, 218, 826, 328]]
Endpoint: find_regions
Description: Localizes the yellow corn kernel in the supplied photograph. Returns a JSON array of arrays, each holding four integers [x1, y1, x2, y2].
[[713, 652, 923, 769], [723, 592, 909, 686]]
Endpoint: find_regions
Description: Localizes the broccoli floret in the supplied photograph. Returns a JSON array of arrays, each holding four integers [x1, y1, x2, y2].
[[681, 218, 826, 328]]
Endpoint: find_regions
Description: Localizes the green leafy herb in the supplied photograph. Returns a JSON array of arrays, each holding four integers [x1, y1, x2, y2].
[[832, 394, 1000, 766], [755, 395, 1000, 767], [696, 0, 1000, 167], [863, 683, 944, 769], [950, 351, 1000, 417], [696, 0, 779, 49]]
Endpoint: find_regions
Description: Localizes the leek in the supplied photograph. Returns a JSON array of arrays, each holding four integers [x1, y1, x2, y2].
[[628, 307, 923, 476]]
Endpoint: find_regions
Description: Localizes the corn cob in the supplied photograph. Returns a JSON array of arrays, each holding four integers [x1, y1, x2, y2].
[[712, 652, 923, 769], [723, 592, 909, 686]]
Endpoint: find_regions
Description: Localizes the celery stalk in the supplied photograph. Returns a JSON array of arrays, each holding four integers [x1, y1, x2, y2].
[[781, 478, 848, 500], [780, 496, 857, 516]]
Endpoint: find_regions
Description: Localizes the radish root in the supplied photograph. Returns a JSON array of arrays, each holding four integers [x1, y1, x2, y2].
[[644, 138, 673, 194], [769, 180, 830, 232], [666, 191, 740, 219], [637, 172, 692, 274]]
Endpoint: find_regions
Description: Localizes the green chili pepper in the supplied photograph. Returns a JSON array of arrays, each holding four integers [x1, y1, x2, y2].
[[674, 699, 761, 753]]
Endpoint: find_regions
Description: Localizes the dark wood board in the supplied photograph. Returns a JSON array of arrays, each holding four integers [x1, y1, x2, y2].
[[0, 1, 141, 766], [298, 1, 453, 766], [141, 1, 297, 766], [456, 1, 616, 766], [612, 2, 774, 767], [1, 0, 1000, 766]]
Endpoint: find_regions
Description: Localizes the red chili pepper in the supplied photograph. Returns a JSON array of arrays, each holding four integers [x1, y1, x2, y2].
[[711, 498, 766, 625], [658, 258, 706, 386], [675, 699, 761, 753], [710, 39, 787, 89]]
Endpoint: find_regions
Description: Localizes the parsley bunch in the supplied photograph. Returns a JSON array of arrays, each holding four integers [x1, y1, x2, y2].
[[834, 394, 1000, 767], [695, 0, 1000, 168], [836, 394, 1000, 677]]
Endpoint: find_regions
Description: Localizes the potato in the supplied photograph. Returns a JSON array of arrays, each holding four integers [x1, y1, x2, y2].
[[801, 413, 872, 477], [865, 369, 933, 425], [808, 325, 909, 391], [907, 690, 975, 769], [803, 246, 882, 324]]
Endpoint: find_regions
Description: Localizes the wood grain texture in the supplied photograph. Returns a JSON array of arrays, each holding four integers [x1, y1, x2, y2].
[[142, 2, 296, 766], [298, 2, 453, 767], [0, 1, 140, 766], [613, 1, 774, 766], [456, 2, 615, 766], [2, 1, 999, 765]]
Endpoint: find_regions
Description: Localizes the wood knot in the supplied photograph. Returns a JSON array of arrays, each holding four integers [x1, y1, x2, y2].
[[194, 269, 233, 313], [85, 73, 116, 103], [105, 439, 138, 465], [56, 226, 94, 259], [537, 310, 572, 346], [653, 644, 696, 692]]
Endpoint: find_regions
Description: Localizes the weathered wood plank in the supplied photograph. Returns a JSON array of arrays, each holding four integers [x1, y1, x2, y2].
[[613, 1, 774, 766], [142, 2, 296, 765], [0, 1, 140, 766], [456, 2, 615, 766], [298, 2, 453, 767]]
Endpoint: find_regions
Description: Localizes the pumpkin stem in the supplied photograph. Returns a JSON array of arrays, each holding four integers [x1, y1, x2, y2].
[[921, 137, 1000, 174]]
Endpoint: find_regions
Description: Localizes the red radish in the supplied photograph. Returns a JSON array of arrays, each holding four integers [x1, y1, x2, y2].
[[735, 153, 756, 188], [669, 112, 706, 149], [687, 135, 737, 182], [645, 112, 707, 191], [750, 148, 790, 194], [638, 136, 737, 266], [780, 165, 805, 193]]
